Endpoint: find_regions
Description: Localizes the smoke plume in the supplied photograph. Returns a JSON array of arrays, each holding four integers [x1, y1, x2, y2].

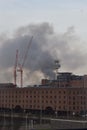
[[0, 23, 86, 86]]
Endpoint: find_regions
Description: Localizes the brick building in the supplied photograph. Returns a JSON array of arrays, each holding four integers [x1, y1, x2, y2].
[[0, 72, 87, 115]]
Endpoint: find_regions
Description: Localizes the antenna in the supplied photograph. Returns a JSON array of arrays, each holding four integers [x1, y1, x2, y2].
[[54, 60, 61, 80]]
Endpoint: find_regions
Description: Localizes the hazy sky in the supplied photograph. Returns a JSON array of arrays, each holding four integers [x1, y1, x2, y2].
[[0, 0, 87, 85], [0, 0, 87, 40]]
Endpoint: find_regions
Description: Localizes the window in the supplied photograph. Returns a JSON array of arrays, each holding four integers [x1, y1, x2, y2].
[[69, 106, 71, 109], [73, 97, 75, 100], [42, 91, 44, 94], [30, 91, 32, 94], [73, 106, 75, 110], [54, 96, 56, 98], [69, 101, 71, 105], [59, 91, 61, 94], [69, 96, 71, 99], [64, 96, 66, 99], [73, 91, 75, 95], [73, 102, 75, 105], [59, 101, 61, 103], [46, 100, 48, 103], [84, 91, 86, 94], [59, 96, 61, 99], [34, 100, 36, 103], [30, 105, 32, 108], [30, 100, 32, 103], [50, 100, 52, 103], [77, 91, 79, 94], [59, 106, 61, 109], [34, 91, 36, 94], [77, 106, 79, 109], [33, 105, 36, 108], [38, 105, 40, 108], [50, 91, 52, 93], [19, 100, 21, 103], [46, 91, 48, 94], [54, 100, 56, 103]]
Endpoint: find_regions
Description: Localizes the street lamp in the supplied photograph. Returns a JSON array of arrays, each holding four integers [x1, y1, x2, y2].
[[55, 111, 57, 118]]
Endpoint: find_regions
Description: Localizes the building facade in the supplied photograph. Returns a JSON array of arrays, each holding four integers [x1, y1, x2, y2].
[[0, 86, 87, 115], [0, 72, 87, 115]]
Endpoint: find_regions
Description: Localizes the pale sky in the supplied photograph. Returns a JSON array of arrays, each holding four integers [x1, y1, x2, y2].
[[0, 0, 87, 85], [0, 0, 87, 40]]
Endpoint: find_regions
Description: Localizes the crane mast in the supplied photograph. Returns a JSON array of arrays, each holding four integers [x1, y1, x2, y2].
[[14, 49, 18, 86], [22, 36, 33, 68], [14, 36, 33, 87]]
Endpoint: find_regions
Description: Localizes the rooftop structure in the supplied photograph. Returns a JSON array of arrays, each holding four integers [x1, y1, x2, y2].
[[41, 72, 87, 88]]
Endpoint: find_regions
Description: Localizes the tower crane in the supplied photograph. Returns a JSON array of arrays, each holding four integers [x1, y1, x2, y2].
[[14, 49, 18, 86], [14, 36, 33, 87]]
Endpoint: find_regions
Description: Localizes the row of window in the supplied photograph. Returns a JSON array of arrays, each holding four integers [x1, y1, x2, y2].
[[0, 95, 66, 99], [0, 99, 85, 106], [0, 90, 86, 96], [0, 90, 66, 94], [1, 104, 84, 110]]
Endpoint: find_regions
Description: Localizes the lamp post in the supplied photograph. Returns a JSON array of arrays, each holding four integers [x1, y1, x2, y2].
[[55, 111, 57, 118]]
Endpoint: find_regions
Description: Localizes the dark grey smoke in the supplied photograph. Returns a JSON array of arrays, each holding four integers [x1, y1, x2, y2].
[[0, 23, 86, 85]]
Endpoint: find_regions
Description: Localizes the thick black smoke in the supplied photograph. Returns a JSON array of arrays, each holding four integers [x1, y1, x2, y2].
[[0, 23, 86, 85]]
